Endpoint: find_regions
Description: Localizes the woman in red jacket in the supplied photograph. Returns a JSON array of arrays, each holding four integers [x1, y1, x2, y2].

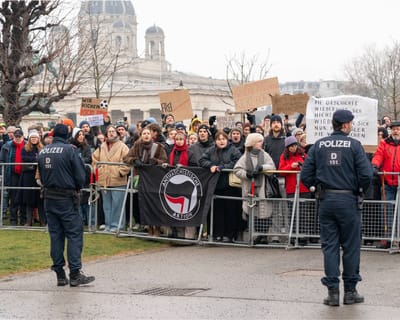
[[279, 136, 313, 245]]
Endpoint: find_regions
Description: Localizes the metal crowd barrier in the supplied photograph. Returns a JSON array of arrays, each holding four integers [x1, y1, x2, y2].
[[1, 161, 400, 253]]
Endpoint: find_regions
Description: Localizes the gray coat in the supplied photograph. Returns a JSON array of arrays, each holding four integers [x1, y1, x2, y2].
[[233, 150, 275, 219]]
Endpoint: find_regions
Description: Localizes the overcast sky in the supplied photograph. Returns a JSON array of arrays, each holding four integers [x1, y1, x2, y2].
[[131, 0, 400, 83], [73, 0, 400, 83]]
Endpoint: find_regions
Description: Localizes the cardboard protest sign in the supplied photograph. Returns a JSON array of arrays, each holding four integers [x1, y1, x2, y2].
[[159, 89, 193, 121], [86, 114, 104, 127], [271, 93, 309, 115], [306, 95, 378, 148], [232, 77, 280, 112], [216, 116, 236, 129], [80, 98, 108, 116]]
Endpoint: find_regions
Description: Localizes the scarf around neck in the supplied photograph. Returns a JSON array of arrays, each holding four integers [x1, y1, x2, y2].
[[245, 148, 264, 188]]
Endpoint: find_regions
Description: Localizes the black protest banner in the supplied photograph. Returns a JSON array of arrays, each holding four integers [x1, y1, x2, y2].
[[138, 165, 219, 227]]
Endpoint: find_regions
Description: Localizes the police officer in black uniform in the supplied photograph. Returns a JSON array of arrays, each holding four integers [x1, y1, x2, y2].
[[37, 124, 95, 287], [300, 109, 372, 306]]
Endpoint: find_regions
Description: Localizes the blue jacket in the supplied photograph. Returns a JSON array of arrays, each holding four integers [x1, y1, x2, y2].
[[37, 137, 85, 190], [300, 131, 372, 192]]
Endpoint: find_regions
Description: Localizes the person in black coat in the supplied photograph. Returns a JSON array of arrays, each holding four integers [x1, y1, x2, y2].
[[71, 128, 92, 226], [18, 130, 43, 226], [200, 130, 242, 242]]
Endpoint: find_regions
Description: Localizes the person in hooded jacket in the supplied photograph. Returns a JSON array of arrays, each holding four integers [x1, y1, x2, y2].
[[124, 127, 167, 236], [200, 130, 242, 242], [279, 135, 313, 244], [188, 124, 214, 166]]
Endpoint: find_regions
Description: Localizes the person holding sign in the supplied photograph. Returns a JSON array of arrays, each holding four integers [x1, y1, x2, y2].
[[300, 110, 372, 306]]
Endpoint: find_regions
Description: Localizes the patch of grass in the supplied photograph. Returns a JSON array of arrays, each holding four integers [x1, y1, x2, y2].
[[0, 230, 165, 277]]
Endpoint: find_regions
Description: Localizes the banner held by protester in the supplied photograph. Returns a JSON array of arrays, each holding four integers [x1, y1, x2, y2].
[[138, 166, 219, 227]]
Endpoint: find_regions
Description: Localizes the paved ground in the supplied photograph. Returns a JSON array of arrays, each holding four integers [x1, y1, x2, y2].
[[0, 244, 399, 319]]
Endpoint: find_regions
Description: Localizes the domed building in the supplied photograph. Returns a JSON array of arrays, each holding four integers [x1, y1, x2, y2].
[[52, 0, 232, 127]]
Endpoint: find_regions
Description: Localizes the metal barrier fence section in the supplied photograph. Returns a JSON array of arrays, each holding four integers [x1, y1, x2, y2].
[[1, 162, 399, 253]]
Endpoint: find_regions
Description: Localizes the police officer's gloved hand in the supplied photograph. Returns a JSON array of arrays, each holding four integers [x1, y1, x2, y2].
[[246, 170, 254, 179], [209, 115, 217, 126], [134, 159, 144, 168], [256, 165, 263, 172], [372, 165, 380, 176]]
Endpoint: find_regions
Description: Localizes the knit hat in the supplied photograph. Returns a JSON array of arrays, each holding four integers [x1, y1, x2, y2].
[[79, 120, 90, 128], [292, 127, 304, 137], [245, 133, 264, 147], [28, 130, 40, 139], [147, 117, 157, 124], [53, 124, 69, 139], [175, 123, 187, 131], [230, 127, 243, 135], [13, 129, 23, 137], [197, 124, 211, 136], [62, 118, 74, 128], [270, 115, 283, 125], [285, 135, 298, 148], [72, 127, 82, 139]]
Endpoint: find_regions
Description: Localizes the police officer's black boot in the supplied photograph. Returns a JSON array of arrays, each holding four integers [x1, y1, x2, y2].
[[55, 269, 69, 286], [343, 289, 364, 305], [323, 287, 340, 306], [69, 270, 95, 287]]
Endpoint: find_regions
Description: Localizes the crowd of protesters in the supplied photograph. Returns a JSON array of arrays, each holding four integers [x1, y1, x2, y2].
[[0, 112, 396, 247]]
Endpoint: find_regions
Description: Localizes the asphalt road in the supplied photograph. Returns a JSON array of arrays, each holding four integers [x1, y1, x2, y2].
[[0, 245, 399, 319]]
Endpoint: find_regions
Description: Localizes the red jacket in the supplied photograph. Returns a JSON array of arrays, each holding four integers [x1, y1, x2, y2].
[[278, 151, 309, 194], [372, 137, 400, 186]]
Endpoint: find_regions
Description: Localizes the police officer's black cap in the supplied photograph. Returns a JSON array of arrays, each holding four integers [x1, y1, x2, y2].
[[53, 123, 69, 139], [332, 109, 354, 123], [389, 121, 400, 128]]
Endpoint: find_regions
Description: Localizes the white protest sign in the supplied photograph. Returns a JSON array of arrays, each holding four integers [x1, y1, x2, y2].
[[306, 95, 378, 145], [86, 114, 104, 127]]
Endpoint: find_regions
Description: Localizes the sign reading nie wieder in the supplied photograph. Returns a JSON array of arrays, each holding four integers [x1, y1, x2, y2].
[[306, 95, 378, 146]]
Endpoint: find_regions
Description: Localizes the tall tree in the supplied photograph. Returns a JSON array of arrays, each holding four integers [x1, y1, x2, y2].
[[222, 50, 272, 107], [344, 41, 400, 120], [0, 1, 88, 125]]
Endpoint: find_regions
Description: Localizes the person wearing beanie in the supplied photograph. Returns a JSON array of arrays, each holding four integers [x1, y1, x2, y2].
[[230, 127, 245, 154], [92, 125, 130, 233], [61, 119, 74, 135], [292, 127, 304, 142], [279, 135, 311, 245], [79, 120, 98, 152], [37, 123, 95, 287], [199, 130, 242, 242], [234, 132, 275, 244], [116, 123, 134, 148], [188, 124, 214, 166], [20, 128, 44, 226], [53, 123, 69, 140], [263, 114, 286, 243], [79, 120, 90, 129], [264, 114, 286, 169]]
